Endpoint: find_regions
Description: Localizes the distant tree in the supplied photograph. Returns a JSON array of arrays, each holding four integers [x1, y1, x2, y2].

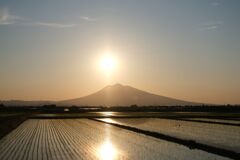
[[70, 106, 78, 112], [130, 104, 138, 108], [42, 104, 56, 109]]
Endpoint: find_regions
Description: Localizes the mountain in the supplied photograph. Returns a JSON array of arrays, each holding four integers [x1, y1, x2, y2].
[[0, 100, 54, 106], [58, 83, 200, 106], [0, 84, 201, 107]]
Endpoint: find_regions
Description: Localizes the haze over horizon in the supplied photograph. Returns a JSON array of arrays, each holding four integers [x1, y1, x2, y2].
[[1, 0, 240, 104]]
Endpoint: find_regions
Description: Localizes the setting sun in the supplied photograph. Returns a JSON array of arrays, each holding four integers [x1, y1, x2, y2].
[[100, 54, 117, 73]]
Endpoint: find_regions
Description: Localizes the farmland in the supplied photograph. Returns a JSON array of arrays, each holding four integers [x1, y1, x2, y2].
[[0, 115, 239, 160], [97, 118, 240, 152]]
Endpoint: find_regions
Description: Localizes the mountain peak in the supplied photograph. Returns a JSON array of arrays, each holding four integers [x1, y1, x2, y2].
[[110, 83, 124, 87], [104, 83, 125, 90]]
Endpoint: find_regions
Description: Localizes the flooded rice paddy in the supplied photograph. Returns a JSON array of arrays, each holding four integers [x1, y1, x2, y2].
[[0, 118, 239, 160], [98, 118, 240, 153]]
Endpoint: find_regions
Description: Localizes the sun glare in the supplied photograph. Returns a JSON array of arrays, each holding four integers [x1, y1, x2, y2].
[[100, 54, 116, 73]]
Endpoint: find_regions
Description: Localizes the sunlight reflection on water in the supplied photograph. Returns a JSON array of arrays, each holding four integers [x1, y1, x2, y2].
[[102, 118, 116, 123], [97, 118, 119, 160], [98, 138, 118, 160], [100, 112, 115, 116]]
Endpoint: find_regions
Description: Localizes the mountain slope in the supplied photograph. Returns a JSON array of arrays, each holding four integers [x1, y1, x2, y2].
[[58, 83, 199, 106], [0, 100, 54, 106]]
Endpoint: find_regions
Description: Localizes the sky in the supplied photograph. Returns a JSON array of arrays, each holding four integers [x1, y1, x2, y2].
[[0, 0, 240, 104]]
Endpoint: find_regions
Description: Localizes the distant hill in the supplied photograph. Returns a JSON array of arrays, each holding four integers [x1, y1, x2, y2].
[[58, 83, 200, 106], [0, 100, 54, 106]]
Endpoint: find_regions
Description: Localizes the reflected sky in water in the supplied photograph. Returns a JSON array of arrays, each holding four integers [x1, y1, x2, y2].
[[0, 119, 230, 160]]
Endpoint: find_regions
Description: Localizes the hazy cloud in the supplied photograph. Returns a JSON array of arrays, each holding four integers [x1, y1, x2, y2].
[[33, 22, 75, 28], [81, 16, 97, 22], [0, 8, 75, 28], [1, 8, 95, 28], [211, 0, 221, 7], [200, 21, 223, 31], [0, 8, 22, 25]]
